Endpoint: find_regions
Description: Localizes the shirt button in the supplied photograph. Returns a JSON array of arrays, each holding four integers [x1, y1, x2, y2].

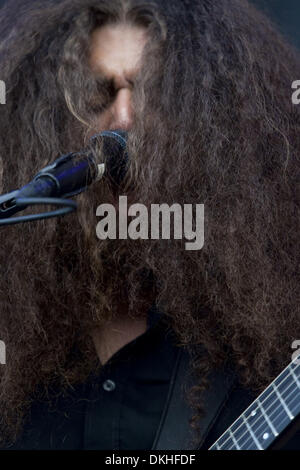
[[102, 379, 116, 392]]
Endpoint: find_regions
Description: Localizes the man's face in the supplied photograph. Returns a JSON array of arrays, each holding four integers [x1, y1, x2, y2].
[[89, 23, 148, 133]]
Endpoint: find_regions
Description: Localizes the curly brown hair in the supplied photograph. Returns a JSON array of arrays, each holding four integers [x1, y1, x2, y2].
[[0, 0, 299, 446]]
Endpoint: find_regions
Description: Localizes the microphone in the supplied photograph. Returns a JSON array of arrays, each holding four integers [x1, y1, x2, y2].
[[0, 130, 128, 221]]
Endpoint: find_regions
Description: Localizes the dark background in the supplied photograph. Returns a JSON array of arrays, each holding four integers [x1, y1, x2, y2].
[[251, 0, 300, 49], [0, 0, 299, 49]]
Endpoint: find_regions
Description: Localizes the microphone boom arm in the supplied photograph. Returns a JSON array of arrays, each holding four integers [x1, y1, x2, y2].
[[0, 130, 128, 226]]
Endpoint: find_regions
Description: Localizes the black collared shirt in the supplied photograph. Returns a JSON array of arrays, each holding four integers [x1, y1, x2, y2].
[[7, 309, 180, 450]]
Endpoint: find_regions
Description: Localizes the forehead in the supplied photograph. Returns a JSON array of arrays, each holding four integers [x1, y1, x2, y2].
[[89, 23, 148, 86]]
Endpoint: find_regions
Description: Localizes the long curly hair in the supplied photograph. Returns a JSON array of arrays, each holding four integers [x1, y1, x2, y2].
[[0, 0, 299, 446]]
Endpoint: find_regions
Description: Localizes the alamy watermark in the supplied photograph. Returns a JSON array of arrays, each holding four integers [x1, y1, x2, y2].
[[292, 80, 300, 105], [291, 340, 300, 365], [0, 340, 6, 365], [0, 80, 6, 104], [96, 196, 205, 251]]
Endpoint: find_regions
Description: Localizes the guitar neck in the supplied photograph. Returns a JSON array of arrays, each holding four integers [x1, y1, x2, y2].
[[209, 358, 300, 450]]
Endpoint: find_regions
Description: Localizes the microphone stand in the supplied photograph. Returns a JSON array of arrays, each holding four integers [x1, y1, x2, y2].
[[0, 191, 77, 226]]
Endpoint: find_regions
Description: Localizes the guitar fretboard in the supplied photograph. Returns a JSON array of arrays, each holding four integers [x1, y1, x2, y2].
[[209, 358, 300, 450]]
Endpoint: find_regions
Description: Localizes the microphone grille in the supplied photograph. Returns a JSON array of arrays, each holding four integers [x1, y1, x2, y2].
[[90, 130, 129, 186]]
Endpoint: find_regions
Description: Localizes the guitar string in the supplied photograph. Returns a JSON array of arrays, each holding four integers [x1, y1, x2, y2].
[[228, 387, 300, 450], [222, 366, 300, 449], [212, 360, 300, 450], [229, 367, 300, 449], [228, 371, 300, 449], [219, 365, 300, 450]]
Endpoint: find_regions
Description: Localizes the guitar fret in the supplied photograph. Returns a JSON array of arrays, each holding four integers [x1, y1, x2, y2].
[[257, 389, 290, 435], [214, 425, 240, 450], [271, 406, 294, 435], [240, 405, 273, 449], [288, 392, 300, 416], [229, 429, 240, 450], [242, 404, 278, 449], [272, 382, 294, 420], [241, 415, 263, 450], [290, 367, 300, 389], [257, 399, 278, 437], [277, 375, 300, 417]]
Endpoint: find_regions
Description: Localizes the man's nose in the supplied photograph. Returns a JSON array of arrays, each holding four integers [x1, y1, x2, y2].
[[109, 88, 133, 131]]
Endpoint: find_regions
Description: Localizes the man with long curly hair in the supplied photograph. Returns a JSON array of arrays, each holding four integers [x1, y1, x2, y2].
[[0, 0, 299, 450]]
